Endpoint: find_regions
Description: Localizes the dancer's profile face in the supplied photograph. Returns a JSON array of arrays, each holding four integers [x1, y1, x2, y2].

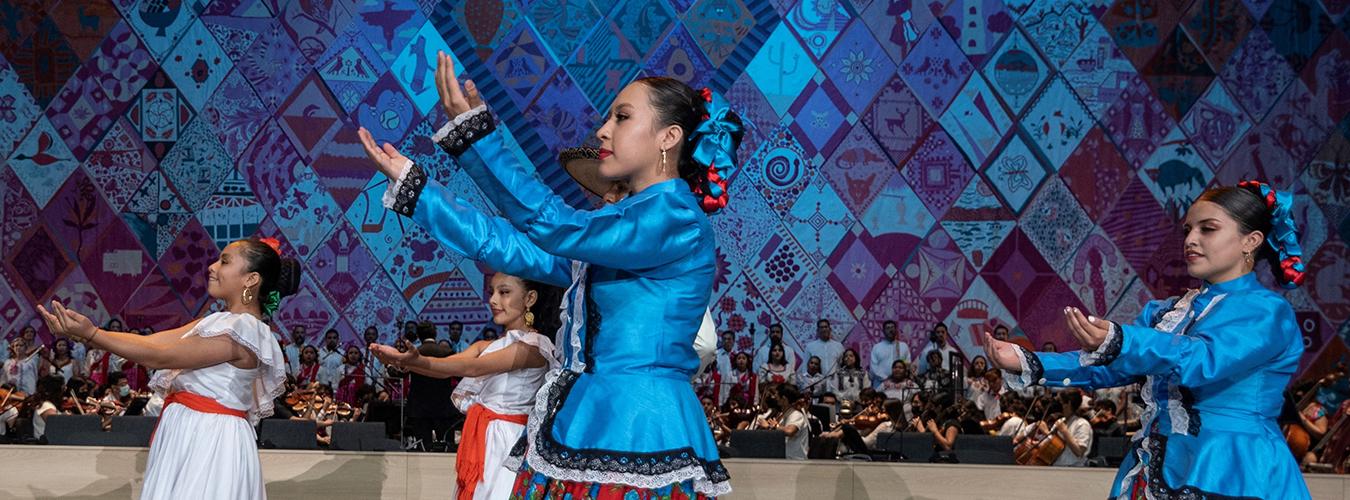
[[488, 274, 537, 330], [1181, 200, 1262, 284], [594, 83, 683, 182], [207, 242, 259, 304]]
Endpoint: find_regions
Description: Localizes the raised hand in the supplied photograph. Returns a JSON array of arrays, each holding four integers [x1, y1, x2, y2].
[[36, 300, 95, 341], [369, 342, 418, 369], [1064, 307, 1111, 351], [357, 127, 410, 181], [982, 332, 1023, 374], [434, 51, 483, 119]]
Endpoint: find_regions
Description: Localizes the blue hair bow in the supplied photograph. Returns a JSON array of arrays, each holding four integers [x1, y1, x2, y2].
[[1240, 181, 1306, 289], [689, 90, 742, 208]]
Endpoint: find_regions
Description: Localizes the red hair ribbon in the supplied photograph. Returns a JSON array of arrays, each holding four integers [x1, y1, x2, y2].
[[259, 237, 282, 255], [1238, 180, 1276, 209], [1281, 256, 1306, 287], [699, 87, 713, 103], [698, 163, 729, 213]]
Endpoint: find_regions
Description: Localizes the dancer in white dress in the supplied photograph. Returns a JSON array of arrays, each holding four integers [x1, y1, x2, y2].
[[371, 272, 560, 500], [36, 237, 299, 500]]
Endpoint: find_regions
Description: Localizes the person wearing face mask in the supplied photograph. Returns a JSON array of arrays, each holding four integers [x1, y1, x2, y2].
[[359, 55, 741, 497], [35, 237, 298, 500], [372, 273, 561, 500], [984, 182, 1312, 499]]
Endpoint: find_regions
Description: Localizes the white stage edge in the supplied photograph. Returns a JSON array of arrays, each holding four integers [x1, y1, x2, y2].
[[2, 446, 1346, 499]]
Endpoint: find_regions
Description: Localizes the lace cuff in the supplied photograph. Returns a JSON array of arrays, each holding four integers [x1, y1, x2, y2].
[[1003, 345, 1045, 391], [1079, 321, 1123, 366], [433, 104, 495, 156], [381, 159, 427, 217]]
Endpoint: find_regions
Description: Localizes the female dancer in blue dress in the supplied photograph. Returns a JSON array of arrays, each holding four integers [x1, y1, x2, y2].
[[985, 182, 1311, 499], [358, 53, 741, 498]]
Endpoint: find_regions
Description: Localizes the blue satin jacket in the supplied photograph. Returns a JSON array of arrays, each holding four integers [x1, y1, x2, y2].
[[385, 106, 730, 495], [1009, 273, 1309, 499]]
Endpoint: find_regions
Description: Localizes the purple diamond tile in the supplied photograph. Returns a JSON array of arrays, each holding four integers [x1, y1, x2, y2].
[[900, 128, 975, 220], [646, 24, 715, 91], [937, 0, 1015, 67], [1061, 22, 1136, 118], [81, 119, 157, 212], [1180, 80, 1252, 168], [744, 124, 814, 216], [822, 20, 897, 113], [202, 68, 268, 161], [1219, 27, 1296, 122], [40, 168, 117, 262], [158, 218, 218, 314], [901, 226, 976, 319], [277, 0, 358, 64], [119, 268, 190, 329], [1180, 0, 1255, 74], [787, 79, 853, 159], [488, 21, 560, 112], [237, 118, 302, 212], [236, 18, 312, 112], [899, 24, 975, 117], [862, 73, 935, 165], [1019, 177, 1093, 271], [1059, 126, 1134, 221], [309, 221, 379, 311], [3, 225, 73, 304], [984, 27, 1051, 116], [1259, 0, 1334, 73], [1101, 74, 1177, 168], [277, 72, 345, 165], [1100, 177, 1173, 273], [859, 170, 936, 272], [821, 122, 895, 214], [276, 274, 341, 336], [940, 73, 1011, 169], [1018, 0, 1096, 68], [785, 0, 852, 59], [786, 173, 856, 266]]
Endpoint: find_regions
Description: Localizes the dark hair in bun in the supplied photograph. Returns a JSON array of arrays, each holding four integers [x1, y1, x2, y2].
[[636, 77, 744, 212], [237, 238, 302, 304]]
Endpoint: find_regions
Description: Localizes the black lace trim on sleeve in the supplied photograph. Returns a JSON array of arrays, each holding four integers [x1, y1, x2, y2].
[[391, 162, 428, 217], [1016, 345, 1044, 384], [435, 109, 497, 156], [1089, 322, 1124, 366]]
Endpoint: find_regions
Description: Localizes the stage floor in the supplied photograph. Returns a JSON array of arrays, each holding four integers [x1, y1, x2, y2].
[[2, 445, 1346, 499]]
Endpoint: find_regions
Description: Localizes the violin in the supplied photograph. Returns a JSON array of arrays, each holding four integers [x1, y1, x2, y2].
[[0, 387, 27, 413], [981, 412, 1016, 433]]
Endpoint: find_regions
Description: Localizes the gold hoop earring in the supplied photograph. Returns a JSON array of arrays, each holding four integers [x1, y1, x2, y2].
[[524, 311, 535, 327], [242, 287, 254, 305]]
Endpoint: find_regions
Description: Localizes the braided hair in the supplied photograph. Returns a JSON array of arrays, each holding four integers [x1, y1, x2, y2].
[[635, 77, 744, 213], [1196, 183, 1304, 288]]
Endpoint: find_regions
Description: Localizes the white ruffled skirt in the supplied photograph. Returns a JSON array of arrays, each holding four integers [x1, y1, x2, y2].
[[140, 403, 265, 499]]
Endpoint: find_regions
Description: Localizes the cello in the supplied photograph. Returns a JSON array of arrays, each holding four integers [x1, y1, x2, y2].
[[1013, 396, 1067, 466], [1282, 370, 1344, 458]]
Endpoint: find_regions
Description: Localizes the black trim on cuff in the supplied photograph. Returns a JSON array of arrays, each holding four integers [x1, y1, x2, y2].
[[391, 163, 428, 217], [1016, 345, 1044, 384], [435, 109, 496, 156], [1089, 322, 1124, 366]]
